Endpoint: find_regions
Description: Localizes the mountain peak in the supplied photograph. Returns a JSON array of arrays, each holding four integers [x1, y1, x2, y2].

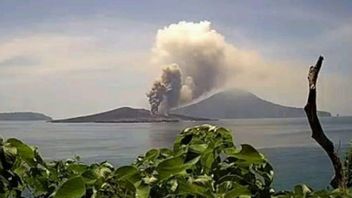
[[173, 89, 331, 119], [52, 107, 211, 123], [212, 88, 255, 99]]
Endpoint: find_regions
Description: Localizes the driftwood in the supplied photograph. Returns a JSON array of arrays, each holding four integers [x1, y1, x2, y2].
[[304, 56, 343, 188]]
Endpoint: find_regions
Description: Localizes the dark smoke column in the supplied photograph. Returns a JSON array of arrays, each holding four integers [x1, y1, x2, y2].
[[147, 81, 166, 115], [147, 64, 183, 115]]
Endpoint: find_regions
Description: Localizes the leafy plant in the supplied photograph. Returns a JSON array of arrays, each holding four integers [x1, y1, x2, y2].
[[0, 125, 352, 197], [130, 124, 273, 197]]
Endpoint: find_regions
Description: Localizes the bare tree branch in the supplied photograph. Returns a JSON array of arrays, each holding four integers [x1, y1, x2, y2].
[[304, 56, 343, 188]]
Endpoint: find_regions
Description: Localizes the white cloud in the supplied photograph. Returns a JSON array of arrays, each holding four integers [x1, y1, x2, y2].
[[0, 29, 153, 118]]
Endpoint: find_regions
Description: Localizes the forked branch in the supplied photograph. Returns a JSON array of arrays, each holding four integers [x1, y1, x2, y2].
[[304, 56, 343, 188]]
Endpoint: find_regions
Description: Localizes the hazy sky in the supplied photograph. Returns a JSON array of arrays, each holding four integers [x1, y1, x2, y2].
[[0, 0, 351, 118]]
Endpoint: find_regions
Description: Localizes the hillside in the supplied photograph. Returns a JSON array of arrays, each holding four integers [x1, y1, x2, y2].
[[172, 89, 331, 119], [0, 112, 52, 121], [51, 107, 211, 123]]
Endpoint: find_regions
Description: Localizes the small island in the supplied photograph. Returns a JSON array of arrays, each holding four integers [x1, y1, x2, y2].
[[51, 107, 212, 123], [0, 112, 52, 121]]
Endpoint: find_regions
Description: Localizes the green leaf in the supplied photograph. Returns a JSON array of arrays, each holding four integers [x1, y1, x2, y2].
[[81, 169, 98, 184], [223, 183, 251, 198], [136, 183, 150, 198], [193, 175, 212, 185], [115, 166, 140, 185], [54, 176, 86, 198], [201, 148, 215, 174], [144, 149, 160, 162], [177, 179, 212, 197], [156, 156, 200, 180], [67, 164, 88, 174], [231, 144, 264, 164], [293, 184, 312, 196], [6, 138, 35, 166], [159, 148, 173, 157], [156, 156, 186, 180], [189, 144, 208, 153]]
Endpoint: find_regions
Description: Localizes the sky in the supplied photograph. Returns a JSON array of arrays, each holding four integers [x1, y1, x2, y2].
[[0, 0, 351, 118]]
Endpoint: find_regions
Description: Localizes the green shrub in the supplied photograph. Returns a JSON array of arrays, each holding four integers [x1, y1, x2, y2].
[[0, 125, 351, 197]]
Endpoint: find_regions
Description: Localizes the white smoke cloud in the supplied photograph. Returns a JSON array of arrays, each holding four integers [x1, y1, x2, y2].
[[147, 20, 350, 115], [152, 21, 229, 97], [180, 76, 195, 103], [148, 21, 248, 113]]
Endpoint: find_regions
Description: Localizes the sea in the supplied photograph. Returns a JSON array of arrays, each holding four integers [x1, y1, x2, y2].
[[1, 116, 351, 190]]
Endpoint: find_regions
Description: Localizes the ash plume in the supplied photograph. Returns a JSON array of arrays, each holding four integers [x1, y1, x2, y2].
[[147, 64, 182, 115], [147, 21, 336, 116], [147, 21, 241, 114]]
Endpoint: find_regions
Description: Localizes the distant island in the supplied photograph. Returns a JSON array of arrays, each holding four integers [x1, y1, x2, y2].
[[172, 89, 331, 119], [51, 107, 211, 123], [0, 112, 52, 121], [52, 89, 331, 123]]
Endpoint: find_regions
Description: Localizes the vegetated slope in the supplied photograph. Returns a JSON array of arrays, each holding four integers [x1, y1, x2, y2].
[[173, 89, 331, 119], [0, 112, 52, 121], [52, 107, 211, 123]]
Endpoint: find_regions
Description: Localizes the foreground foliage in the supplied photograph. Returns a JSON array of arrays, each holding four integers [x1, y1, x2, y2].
[[0, 124, 351, 197]]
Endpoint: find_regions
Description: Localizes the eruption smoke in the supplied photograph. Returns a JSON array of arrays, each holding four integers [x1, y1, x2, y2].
[[148, 21, 238, 115], [147, 64, 182, 115], [147, 21, 329, 116]]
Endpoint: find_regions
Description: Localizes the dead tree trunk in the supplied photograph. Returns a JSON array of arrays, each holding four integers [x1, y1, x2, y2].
[[304, 56, 343, 188]]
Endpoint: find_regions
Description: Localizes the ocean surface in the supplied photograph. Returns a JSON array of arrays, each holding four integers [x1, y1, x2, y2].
[[1, 117, 351, 190]]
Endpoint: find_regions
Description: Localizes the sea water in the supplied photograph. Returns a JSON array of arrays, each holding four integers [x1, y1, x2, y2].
[[1, 117, 351, 190]]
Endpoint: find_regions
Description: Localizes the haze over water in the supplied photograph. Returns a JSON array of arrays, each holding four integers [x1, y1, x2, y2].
[[1, 116, 351, 190]]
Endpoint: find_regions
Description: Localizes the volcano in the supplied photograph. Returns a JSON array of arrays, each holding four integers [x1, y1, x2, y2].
[[51, 107, 211, 123], [172, 89, 331, 119]]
